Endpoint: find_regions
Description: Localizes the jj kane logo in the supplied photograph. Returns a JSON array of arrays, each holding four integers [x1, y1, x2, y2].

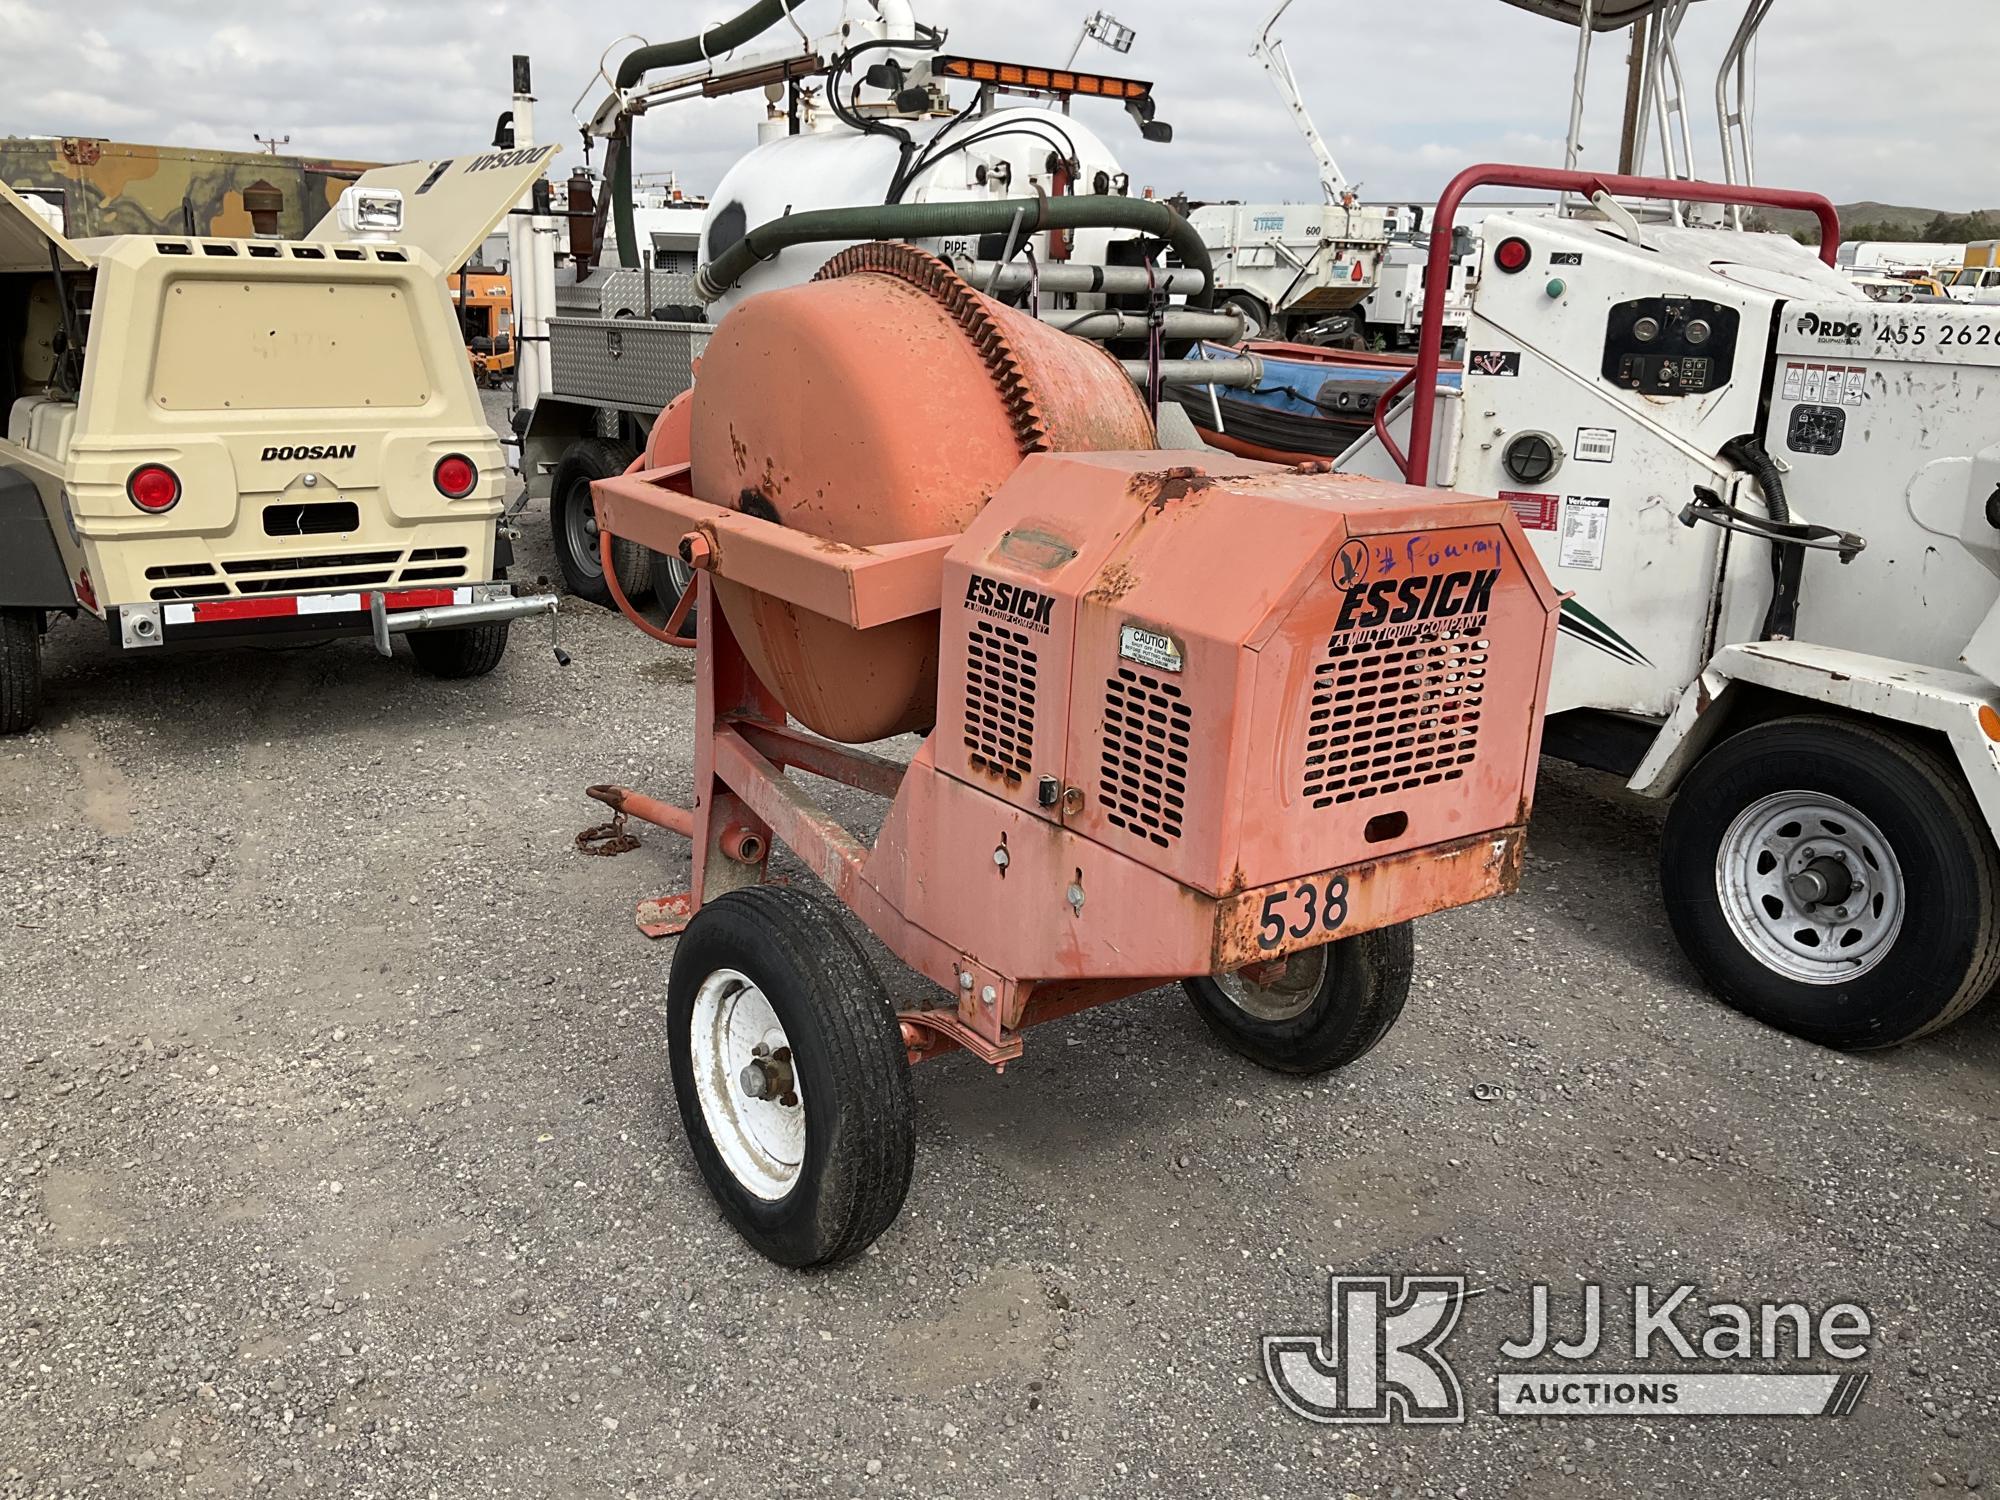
[[964, 572, 1055, 634], [263, 443, 357, 462], [1266, 1277, 1466, 1425], [1266, 1275, 1875, 1425], [1797, 311, 1864, 343]]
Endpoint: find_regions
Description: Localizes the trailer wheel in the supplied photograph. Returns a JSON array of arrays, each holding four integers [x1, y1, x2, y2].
[[667, 886, 915, 1268], [1660, 715, 2000, 1048], [408, 622, 509, 679], [550, 438, 655, 609], [1184, 923, 1413, 1074], [0, 609, 43, 735]]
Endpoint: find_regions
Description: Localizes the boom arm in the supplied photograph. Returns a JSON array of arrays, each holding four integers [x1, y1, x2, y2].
[[1255, 0, 1353, 206]]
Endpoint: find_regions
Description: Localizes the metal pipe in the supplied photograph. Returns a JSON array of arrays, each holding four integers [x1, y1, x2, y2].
[[1121, 356, 1262, 389], [1561, 0, 1596, 184], [951, 260, 1210, 296], [1042, 308, 1245, 341], [697, 197, 1217, 309], [1714, 0, 1776, 227]]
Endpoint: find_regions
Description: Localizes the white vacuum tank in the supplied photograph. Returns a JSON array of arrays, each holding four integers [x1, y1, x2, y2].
[[699, 106, 1129, 320]]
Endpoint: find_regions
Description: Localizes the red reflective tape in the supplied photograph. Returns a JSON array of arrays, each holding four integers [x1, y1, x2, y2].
[[185, 588, 460, 626], [190, 597, 300, 623]]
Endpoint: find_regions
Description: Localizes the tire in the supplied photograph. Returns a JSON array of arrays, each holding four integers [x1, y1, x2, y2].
[[0, 609, 42, 735], [550, 438, 654, 609], [1221, 293, 1269, 343], [1184, 923, 1414, 1074], [408, 621, 509, 678], [667, 887, 915, 1267], [1660, 715, 2000, 1048]]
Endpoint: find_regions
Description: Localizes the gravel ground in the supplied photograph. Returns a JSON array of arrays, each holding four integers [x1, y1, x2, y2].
[[3, 422, 1998, 1498]]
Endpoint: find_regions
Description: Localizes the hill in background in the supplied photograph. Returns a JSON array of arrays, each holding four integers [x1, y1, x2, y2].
[[1748, 200, 2000, 244]]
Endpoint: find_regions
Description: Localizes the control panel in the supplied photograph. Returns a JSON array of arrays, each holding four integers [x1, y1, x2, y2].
[[1601, 296, 1741, 396]]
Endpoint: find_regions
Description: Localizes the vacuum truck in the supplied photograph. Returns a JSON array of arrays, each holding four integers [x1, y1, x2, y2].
[[517, 0, 1226, 621]]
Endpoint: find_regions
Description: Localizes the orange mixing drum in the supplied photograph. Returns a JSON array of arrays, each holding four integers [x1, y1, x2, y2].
[[687, 243, 1157, 743]]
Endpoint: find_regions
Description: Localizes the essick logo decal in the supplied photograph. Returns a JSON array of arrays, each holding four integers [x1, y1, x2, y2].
[[965, 573, 1055, 633], [262, 443, 358, 462], [1335, 569, 1499, 633]]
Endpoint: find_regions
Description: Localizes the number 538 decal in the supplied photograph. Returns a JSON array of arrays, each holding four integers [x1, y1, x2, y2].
[[1256, 874, 1350, 949]]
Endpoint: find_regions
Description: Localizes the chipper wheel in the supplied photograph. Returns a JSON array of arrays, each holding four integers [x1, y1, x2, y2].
[[1184, 924, 1414, 1075], [1660, 715, 2000, 1049], [667, 887, 915, 1267]]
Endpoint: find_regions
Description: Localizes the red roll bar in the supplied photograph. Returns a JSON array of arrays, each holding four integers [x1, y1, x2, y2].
[[1400, 165, 1841, 487]]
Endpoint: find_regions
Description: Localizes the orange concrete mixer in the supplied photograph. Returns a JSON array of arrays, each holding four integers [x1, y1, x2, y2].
[[587, 243, 1561, 1267]]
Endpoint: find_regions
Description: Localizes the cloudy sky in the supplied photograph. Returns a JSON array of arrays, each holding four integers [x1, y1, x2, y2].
[[1, 0, 1993, 211]]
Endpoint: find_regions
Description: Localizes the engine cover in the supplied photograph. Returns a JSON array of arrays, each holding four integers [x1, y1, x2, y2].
[[939, 451, 1560, 898]]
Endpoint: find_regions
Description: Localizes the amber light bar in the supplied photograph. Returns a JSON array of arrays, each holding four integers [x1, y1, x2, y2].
[[932, 54, 1153, 101]]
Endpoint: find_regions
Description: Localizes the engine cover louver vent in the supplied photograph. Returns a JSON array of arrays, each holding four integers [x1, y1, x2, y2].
[[963, 619, 1038, 786], [1100, 667, 1193, 846], [1303, 630, 1488, 806]]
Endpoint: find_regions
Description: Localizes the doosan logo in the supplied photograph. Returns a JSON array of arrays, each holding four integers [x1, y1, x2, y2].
[[1797, 312, 1863, 342], [262, 443, 358, 462]]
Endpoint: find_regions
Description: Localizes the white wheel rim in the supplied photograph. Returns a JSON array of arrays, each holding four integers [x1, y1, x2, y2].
[[688, 968, 805, 1200], [1714, 791, 1905, 985], [1216, 947, 1329, 1022]]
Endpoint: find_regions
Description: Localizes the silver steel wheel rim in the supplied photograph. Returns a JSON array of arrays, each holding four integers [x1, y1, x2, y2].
[[565, 481, 604, 580], [1216, 947, 1329, 1022], [689, 968, 805, 1201], [1714, 791, 1905, 985], [661, 552, 695, 599]]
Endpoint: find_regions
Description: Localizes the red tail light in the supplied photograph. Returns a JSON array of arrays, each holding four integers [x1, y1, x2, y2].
[[434, 454, 478, 499], [127, 464, 182, 513]]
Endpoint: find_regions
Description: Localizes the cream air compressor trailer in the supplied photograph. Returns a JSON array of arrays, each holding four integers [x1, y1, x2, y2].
[[0, 151, 563, 733]]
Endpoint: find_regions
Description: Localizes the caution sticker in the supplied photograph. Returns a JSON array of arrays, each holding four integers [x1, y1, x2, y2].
[[1119, 623, 1184, 673]]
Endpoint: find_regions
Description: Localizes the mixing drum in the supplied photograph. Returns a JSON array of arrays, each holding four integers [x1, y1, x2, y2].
[[687, 243, 1157, 742]]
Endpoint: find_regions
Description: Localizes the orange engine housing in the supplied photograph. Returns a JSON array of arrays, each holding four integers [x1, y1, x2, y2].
[[687, 243, 1155, 743], [935, 450, 1559, 913]]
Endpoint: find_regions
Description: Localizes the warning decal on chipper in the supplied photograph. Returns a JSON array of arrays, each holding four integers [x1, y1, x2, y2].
[[965, 573, 1055, 634]]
